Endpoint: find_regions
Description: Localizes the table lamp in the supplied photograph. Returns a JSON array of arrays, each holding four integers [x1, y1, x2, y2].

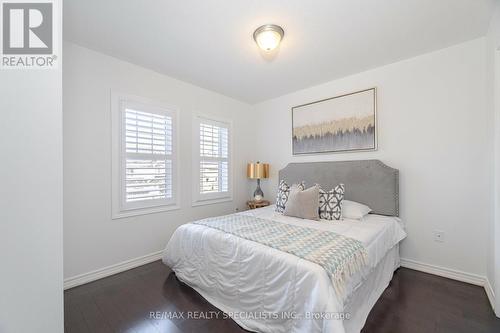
[[247, 162, 270, 201]]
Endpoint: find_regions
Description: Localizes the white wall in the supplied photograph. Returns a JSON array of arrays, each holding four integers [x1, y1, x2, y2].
[[487, 2, 500, 315], [0, 6, 63, 333], [63, 42, 254, 279], [251, 38, 491, 278]]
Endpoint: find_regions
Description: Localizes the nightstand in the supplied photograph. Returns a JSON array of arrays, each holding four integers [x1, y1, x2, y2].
[[246, 200, 271, 210]]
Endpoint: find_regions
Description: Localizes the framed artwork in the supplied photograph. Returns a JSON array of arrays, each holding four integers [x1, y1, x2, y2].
[[292, 88, 377, 155]]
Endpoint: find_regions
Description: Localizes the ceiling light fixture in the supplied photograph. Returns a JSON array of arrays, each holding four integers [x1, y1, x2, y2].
[[253, 24, 284, 52]]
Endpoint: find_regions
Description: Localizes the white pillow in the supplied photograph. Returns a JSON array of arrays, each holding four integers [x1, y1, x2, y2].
[[342, 200, 371, 220]]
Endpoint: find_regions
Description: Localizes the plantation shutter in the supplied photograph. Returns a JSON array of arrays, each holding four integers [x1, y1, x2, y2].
[[122, 107, 175, 209], [197, 118, 230, 199]]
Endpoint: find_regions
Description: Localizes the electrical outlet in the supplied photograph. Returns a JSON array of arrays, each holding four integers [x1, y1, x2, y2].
[[433, 230, 445, 243]]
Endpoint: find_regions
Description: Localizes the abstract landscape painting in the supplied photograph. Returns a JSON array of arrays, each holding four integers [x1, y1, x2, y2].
[[292, 88, 376, 154]]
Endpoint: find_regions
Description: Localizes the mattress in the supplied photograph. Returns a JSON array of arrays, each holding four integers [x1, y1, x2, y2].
[[163, 206, 407, 333]]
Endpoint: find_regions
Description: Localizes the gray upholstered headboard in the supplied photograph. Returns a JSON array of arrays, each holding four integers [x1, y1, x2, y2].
[[278, 160, 399, 216]]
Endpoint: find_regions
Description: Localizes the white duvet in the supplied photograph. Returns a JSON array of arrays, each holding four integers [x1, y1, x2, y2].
[[163, 206, 406, 333]]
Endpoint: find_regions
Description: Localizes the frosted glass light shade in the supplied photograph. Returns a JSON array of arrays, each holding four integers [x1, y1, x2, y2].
[[253, 25, 284, 52]]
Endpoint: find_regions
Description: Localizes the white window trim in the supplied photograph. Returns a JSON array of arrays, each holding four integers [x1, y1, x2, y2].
[[192, 114, 233, 207], [111, 92, 180, 219]]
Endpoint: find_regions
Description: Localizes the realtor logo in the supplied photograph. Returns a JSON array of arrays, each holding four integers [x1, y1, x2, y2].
[[3, 2, 52, 54], [1, 1, 57, 68]]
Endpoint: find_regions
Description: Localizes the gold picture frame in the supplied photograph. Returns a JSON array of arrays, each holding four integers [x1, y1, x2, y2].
[[292, 88, 377, 155]]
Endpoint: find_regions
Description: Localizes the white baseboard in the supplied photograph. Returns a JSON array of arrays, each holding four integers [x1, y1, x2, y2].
[[484, 278, 496, 311], [64, 250, 163, 290], [400, 258, 485, 286], [400, 258, 496, 313]]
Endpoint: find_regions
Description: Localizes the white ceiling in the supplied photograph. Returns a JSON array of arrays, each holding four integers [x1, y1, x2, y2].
[[64, 0, 496, 104]]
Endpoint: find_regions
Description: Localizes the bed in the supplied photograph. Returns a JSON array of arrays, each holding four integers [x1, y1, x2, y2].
[[163, 160, 406, 333]]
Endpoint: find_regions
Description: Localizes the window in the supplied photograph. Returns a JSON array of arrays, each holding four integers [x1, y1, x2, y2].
[[193, 116, 232, 205], [112, 94, 178, 218]]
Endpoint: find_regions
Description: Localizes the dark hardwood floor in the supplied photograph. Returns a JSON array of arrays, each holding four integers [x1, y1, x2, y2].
[[65, 261, 500, 333]]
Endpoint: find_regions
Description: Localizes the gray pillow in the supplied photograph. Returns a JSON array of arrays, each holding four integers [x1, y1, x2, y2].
[[283, 185, 320, 220]]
